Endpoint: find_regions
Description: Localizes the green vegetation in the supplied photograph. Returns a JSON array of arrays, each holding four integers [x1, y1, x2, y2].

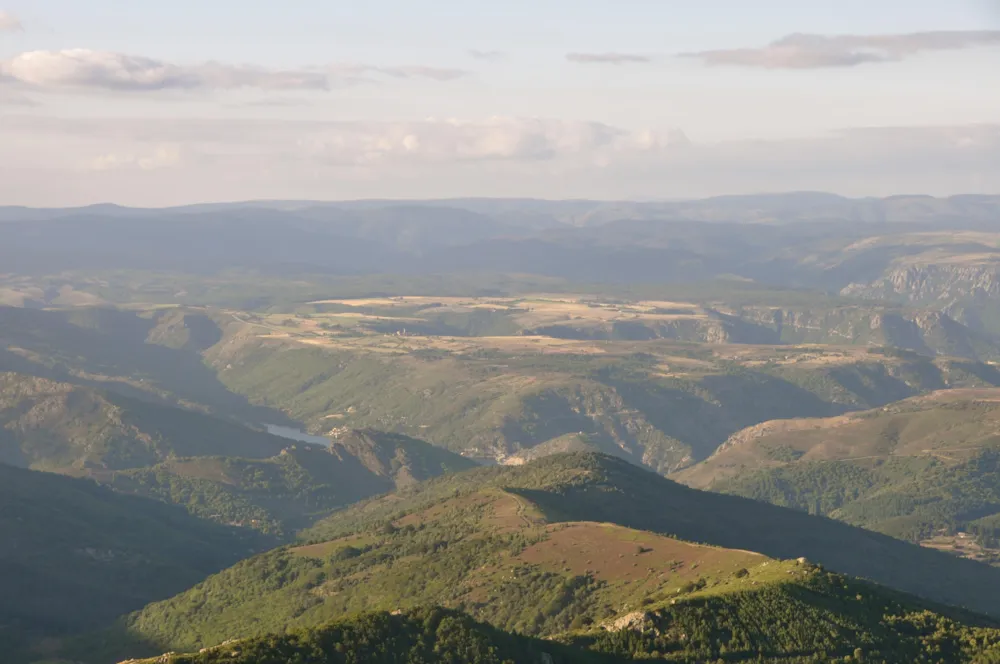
[[680, 394, 1000, 553], [580, 568, 1000, 663], [0, 463, 267, 661], [716, 451, 1000, 550], [210, 328, 997, 471], [103, 430, 476, 536], [79, 454, 1000, 664], [0, 372, 286, 472], [126, 607, 616, 664], [6, 201, 1000, 663], [0, 369, 472, 536]]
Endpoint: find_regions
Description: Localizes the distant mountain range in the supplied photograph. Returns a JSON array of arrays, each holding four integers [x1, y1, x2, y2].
[[2, 193, 999, 288]]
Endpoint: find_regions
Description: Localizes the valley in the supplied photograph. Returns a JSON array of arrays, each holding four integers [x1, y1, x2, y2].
[[5, 195, 1000, 662]]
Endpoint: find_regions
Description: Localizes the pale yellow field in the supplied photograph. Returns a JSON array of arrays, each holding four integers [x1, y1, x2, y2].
[[296, 333, 609, 356]]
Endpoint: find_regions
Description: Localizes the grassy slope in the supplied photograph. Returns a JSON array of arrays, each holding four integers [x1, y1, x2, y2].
[[676, 391, 1000, 543], [87, 454, 1000, 663]]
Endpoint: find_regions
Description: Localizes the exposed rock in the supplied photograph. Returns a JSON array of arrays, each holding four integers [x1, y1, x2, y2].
[[603, 610, 650, 632]]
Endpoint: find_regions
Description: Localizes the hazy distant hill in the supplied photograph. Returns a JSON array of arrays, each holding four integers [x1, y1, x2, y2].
[[3, 194, 1000, 295]]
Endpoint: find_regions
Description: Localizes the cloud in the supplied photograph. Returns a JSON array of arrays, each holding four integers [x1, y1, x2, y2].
[[468, 49, 505, 61], [0, 10, 21, 32], [684, 30, 1000, 69], [1, 50, 331, 91], [566, 52, 651, 65], [1, 115, 680, 166], [2, 116, 995, 205], [89, 144, 182, 171], [302, 117, 633, 164], [0, 49, 467, 92]]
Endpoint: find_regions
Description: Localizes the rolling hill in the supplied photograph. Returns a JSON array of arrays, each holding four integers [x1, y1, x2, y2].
[[118, 598, 1000, 664], [83, 454, 1000, 663], [209, 318, 1000, 471], [0, 372, 287, 472], [0, 371, 474, 536], [6, 296, 1000, 475], [675, 390, 1000, 549], [95, 429, 477, 536]]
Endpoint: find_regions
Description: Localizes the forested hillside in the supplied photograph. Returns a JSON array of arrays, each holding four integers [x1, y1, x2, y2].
[[0, 464, 264, 660], [82, 454, 1000, 664]]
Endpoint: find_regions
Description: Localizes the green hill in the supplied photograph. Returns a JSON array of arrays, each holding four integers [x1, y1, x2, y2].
[[676, 390, 1000, 548], [6, 302, 1000, 475], [0, 372, 286, 472], [0, 372, 474, 536], [0, 305, 281, 423], [329, 428, 479, 488], [97, 430, 477, 536], [115, 596, 1000, 664], [0, 463, 266, 661], [80, 454, 1000, 663], [209, 326, 1000, 472], [123, 607, 615, 664], [577, 568, 1000, 663]]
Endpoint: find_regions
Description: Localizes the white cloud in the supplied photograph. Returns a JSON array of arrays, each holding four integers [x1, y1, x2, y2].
[[684, 31, 1000, 69], [566, 52, 651, 65], [90, 144, 182, 171], [0, 10, 21, 32], [0, 50, 467, 92], [1, 50, 331, 91], [300, 117, 638, 164]]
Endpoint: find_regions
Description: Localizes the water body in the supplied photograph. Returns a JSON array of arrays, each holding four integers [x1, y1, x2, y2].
[[264, 424, 331, 447]]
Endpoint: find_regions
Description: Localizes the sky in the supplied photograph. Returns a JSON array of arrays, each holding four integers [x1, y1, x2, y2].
[[0, 0, 998, 206]]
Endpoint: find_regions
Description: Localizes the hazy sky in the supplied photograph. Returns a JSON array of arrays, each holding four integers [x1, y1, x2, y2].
[[1, 0, 998, 206]]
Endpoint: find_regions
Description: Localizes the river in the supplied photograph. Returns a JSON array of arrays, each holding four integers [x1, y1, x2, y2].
[[264, 424, 331, 447]]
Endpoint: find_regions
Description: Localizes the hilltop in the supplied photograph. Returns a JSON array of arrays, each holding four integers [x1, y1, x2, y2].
[[83, 453, 1000, 663], [118, 597, 1000, 664], [122, 607, 616, 664]]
